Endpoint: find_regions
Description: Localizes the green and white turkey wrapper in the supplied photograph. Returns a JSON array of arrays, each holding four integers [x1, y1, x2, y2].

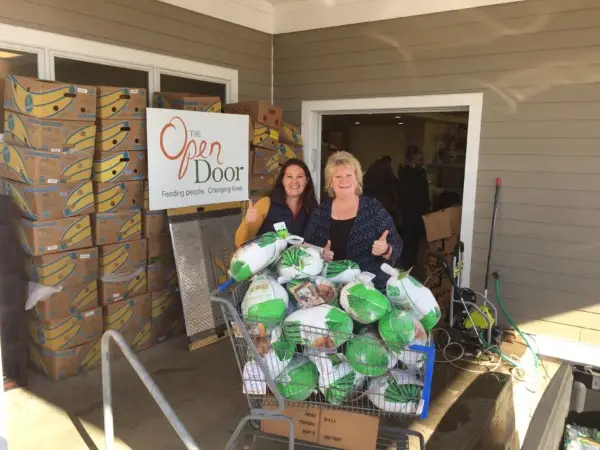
[[340, 272, 391, 324], [378, 308, 428, 352], [283, 304, 353, 350], [309, 353, 365, 404], [241, 275, 289, 328], [276, 244, 325, 284], [275, 356, 319, 401], [368, 369, 424, 414], [382, 264, 441, 332], [229, 232, 292, 281], [345, 331, 398, 376], [321, 260, 361, 284]]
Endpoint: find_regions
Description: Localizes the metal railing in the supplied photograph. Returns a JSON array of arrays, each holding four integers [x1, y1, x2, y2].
[[101, 330, 200, 450]]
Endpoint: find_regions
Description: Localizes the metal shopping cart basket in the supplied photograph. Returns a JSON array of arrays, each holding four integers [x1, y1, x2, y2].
[[211, 280, 434, 450]]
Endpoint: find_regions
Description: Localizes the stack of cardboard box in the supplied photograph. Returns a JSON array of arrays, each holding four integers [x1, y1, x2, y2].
[[1, 75, 105, 380], [279, 121, 304, 164]]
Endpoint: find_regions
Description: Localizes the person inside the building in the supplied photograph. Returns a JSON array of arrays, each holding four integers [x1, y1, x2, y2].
[[303, 151, 402, 290], [363, 155, 399, 216], [235, 158, 318, 247], [397, 145, 430, 270]]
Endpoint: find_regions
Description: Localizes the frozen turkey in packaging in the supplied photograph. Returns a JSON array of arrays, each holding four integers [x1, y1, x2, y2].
[[321, 260, 361, 284], [276, 243, 324, 284], [275, 356, 319, 401], [241, 275, 289, 329], [340, 272, 391, 324], [283, 304, 353, 350], [230, 232, 288, 281], [368, 369, 424, 414]]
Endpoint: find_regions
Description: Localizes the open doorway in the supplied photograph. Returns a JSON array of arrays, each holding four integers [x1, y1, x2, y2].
[[301, 93, 483, 289]]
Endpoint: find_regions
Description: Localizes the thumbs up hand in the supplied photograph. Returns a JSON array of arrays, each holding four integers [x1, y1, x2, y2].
[[322, 240, 334, 262], [372, 230, 390, 256], [245, 199, 258, 223]]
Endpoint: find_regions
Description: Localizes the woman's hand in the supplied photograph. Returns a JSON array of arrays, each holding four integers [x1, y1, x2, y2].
[[245, 199, 258, 223], [372, 230, 391, 257], [322, 240, 334, 262]]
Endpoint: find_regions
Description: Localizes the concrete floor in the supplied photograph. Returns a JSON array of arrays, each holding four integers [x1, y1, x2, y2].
[[6, 337, 536, 450]]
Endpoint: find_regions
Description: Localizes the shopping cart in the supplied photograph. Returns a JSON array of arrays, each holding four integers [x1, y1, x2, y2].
[[211, 281, 434, 450]]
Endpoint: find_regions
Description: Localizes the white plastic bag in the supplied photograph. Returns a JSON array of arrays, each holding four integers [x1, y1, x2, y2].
[[230, 232, 291, 281], [321, 260, 361, 284], [241, 275, 289, 328], [283, 304, 353, 350], [340, 272, 391, 324], [276, 244, 324, 284]]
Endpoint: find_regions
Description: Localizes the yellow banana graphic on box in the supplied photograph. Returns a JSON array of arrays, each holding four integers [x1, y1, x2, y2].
[[98, 88, 139, 119], [101, 243, 130, 274], [9, 183, 36, 219], [64, 124, 96, 152], [95, 182, 126, 213], [32, 314, 83, 350], [32, 252, 77, 287], [279, 144, 297, 160], [64, 181, 94, 217], [2, 144, 32, 183], [132, 321, 151, 349], [92, 151, 130, 183], [17, 225, 33, 254], [62, 157, 93, 182], [60, 216, 92, 251], [71, 281, 98, 311], [151, 291, 172, 319], [125, 271, 146, 296], [5, 112, 31, 147], [105, 299, 135, 331], [118, 211, 141, 241], [80, 340, 102, 370], [206, 101, 221, 113], [266, 153, 280, 172], [7, 74, 75, 118], [96, 121, 131, 152]]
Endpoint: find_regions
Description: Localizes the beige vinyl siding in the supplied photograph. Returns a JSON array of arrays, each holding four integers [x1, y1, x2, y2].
[[0, 0, 272, 101], [274, 0, 600, 344]]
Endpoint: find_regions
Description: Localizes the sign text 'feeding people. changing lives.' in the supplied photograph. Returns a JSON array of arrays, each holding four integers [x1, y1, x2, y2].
[[146, 108, 249, 210]]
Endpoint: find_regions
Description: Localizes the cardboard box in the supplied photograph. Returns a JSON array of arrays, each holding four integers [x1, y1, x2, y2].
[[28, 307, 103, 351], [423, 206, 462, 242], [153, 92, 221, 112], [92, 150, 147, 183], [224, 100, 282, 129], [262, 403, 379, 450], [249, 174, 276, 192], [147, 235, 173, 265], [95, 119, 146, 152], [17, 214, 93, 256], [102, 293, 151, 340], [143, 180, 149, 209], [27, 247, 98, 288], [29, 339, 101, 381], [8, 180, 94, 221], [99, 239, 147, 276], [151, 288, 183, 343], [252, 124, 280, 151], [31, 280, 98, 320], [98, 268, 147, 305], [92, 210, 142, 245], [0, 144, 93, 185], [93, 180, 144, 213], [147, 261, 179, 292], [280, 121, 303, 146], [279, 144, 303, 162], [143, 210, 169, 239], [4, 110, 96, 152], [4, 74, 96, 121], [251, 148, 280, 175], [96, 86, 146, 120]]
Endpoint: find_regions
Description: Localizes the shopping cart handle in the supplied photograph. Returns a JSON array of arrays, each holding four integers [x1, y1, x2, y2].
[[218, 278, 235, 292]]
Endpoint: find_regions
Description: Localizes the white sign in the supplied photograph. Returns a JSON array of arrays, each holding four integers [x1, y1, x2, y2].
[[147, 108, 249, 210]]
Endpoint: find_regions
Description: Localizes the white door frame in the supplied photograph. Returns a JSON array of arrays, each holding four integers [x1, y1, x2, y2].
[[301, 93, 484, 288]]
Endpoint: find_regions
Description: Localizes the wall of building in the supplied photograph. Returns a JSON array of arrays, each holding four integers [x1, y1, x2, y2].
[[274, 0, 600, 345]]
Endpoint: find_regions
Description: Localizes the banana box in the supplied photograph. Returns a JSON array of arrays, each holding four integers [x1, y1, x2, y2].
[[4, 74, 96, 121], [96, 86, 146, 120], [92, 210, 142, 245], [4, 111, 96, 152], [31, 280, 98, 320], [249, 174, 276, 192], [280, 121, 303, 147], [28, 306, 103, 351], [252, 124, 280, 151], [142, 210, 169, 239], [92, 150, 147, 183], [96, 119, 146, 152], [99, 268, 147, 305], [29, 339, 101, 381], [151, 288, 184, 344], [17, 214, 93, 256], [251, 148, 281, 175], [143, 181, 149, 209], [27, 247, 98, 288], [99, 239, 147, 276], [223, 100, 282, 129], [0, 143, 93, 185], [93, 180, 144, 214], [153, 93, 221, 112], [278, 144, 304, 163], [147, 235, 174, 265], [102, 293, 151, 340], [8, 180, 94, 221], [147, 261, 179, 292]]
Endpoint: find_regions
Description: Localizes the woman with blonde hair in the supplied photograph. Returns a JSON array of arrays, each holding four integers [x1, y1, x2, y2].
[[304, 151, 403, 290]]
